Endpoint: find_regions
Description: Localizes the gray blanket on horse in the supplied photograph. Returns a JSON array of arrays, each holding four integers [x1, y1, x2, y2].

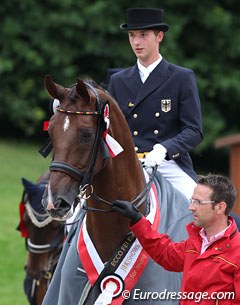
[[42, 172, 193, 305]]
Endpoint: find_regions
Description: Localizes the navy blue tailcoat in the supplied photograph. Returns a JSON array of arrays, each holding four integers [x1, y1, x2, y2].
[[108, 58, 203, 181]]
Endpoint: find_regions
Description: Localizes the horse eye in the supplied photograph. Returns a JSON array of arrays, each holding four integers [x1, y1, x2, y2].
[[80, 129, 94, 142]]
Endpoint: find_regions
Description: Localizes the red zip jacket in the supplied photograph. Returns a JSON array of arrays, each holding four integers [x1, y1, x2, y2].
[[131, 216, 240, 304]]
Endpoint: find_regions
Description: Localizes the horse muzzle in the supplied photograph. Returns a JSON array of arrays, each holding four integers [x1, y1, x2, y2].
[[42, 196, 75, 221]]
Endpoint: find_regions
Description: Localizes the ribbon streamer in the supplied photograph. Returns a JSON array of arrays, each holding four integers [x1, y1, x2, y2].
[[102, 132, 123, 158], [94, 281, 117, 305], [102, 103, 123, 157]]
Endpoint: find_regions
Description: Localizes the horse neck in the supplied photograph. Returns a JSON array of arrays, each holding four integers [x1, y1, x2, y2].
[[85, 151, 145, 262]]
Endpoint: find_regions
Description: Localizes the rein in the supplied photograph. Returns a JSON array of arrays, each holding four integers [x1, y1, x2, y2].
[[79, 166, 157, 213], [65, 166, 157, 228]]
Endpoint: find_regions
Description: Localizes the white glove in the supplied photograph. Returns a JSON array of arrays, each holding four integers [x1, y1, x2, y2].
[[144, 144, 167, 168]]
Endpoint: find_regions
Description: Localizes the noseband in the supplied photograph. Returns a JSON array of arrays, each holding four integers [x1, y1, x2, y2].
[[26, 230, 64, 254], [24, 218, 64, 303], [25, 232, 64, 305]]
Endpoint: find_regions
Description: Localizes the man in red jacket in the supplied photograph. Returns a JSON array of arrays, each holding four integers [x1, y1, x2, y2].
[[112, 174, 240, 304]]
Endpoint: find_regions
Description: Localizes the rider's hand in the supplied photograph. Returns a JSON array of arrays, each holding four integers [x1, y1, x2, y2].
[[144, 144, 167, 168], [112, 200, 142, 224]]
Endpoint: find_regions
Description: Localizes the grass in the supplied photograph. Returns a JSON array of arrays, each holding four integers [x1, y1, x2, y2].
[[0, 139, 51, 305]]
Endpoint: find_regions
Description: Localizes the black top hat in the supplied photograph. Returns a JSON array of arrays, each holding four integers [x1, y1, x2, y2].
[[120, 8, 169, 32]]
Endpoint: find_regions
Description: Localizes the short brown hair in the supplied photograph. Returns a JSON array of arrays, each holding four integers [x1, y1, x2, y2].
[[197, 174, 237, 215]]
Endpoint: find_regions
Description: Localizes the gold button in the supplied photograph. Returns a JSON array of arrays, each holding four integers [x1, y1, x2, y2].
[[155, 112, 160, 117], [133, 131, 138, 136], [154, 130, 159, 135], [133, 113, 138, 118], [134, 147, 138, 152]]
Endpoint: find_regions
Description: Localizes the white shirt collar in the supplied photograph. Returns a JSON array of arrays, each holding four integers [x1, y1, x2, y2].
[[137, 54, 162, 83]]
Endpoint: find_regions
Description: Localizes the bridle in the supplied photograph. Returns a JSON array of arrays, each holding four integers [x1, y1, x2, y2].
[[23, 191, 65, 298], [76, 166, 157, 213], [25, 229, 64, 285], [48, 82, 157, 214], [26, 230, 64, 254], [49, 82, 106, 186], [24, 234, 63, 305], [25, 227, 64, 305]]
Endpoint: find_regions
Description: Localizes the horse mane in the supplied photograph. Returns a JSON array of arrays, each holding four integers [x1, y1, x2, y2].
[[82, 77, 130, 136], [83, 78, 100, 88]]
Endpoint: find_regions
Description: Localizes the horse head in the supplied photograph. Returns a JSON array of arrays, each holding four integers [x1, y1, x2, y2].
[[42, 75, 110, 220]]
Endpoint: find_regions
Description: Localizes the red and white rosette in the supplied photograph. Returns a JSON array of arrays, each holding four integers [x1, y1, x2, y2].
[[102, 103, 123, 158], [94, 274, 124, 304]]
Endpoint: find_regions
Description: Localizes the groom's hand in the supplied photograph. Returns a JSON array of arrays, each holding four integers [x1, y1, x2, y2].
[[112, 200, 142, 224]]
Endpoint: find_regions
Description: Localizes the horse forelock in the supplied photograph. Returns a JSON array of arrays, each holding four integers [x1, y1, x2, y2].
[[68, 82, 99, 108], [69, 79, 110, 110]]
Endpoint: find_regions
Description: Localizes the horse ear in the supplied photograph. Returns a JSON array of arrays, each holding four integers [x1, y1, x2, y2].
[[76, 79, 90, 103], [44, 74, 65, 100]]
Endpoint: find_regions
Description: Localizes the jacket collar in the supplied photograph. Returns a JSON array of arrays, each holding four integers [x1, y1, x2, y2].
[[187, 216, 238, 238], [187, 216, 238, 256], [123, 58, 170, 109]]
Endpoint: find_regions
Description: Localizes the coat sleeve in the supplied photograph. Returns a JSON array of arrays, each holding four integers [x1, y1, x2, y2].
[[130, 217, 186, 272]]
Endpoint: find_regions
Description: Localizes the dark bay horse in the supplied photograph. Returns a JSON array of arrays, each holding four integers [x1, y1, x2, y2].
[[41, 75, 192, 305], [17, 171, 65, 305]]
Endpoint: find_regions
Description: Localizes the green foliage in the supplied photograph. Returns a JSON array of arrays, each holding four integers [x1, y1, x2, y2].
[[0, 139, 51, 305], [0, 0, 239, 157]]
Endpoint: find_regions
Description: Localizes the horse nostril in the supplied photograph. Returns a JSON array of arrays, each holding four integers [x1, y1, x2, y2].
[[55, 197, 71, 210]]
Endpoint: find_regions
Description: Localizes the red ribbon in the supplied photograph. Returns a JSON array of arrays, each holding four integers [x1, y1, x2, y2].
[[43, 121, 49, 131], [19, 201, 28, 238]]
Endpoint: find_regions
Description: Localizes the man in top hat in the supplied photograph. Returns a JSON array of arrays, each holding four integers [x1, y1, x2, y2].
[[108, 8, 203, 199]]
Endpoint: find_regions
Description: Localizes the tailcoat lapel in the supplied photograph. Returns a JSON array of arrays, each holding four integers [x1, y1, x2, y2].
[[122, 59, 170, 112], [123, 65, 142, 96], [135, 59, 170, 107]]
